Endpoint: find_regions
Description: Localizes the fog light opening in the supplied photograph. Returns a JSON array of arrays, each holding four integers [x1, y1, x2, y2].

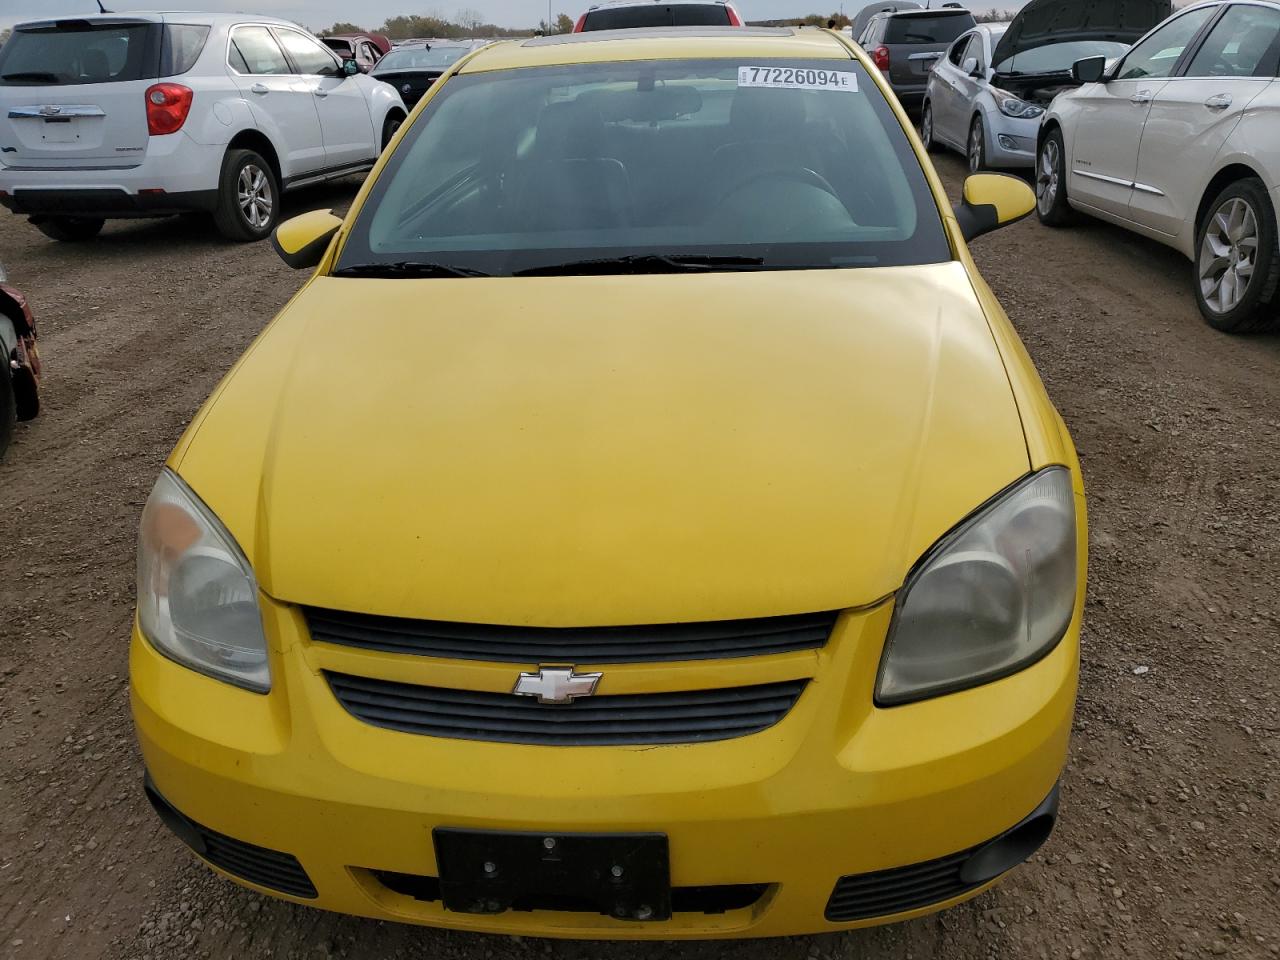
[[959, 787, 1058, 885], [997, 134, 1018, 151]]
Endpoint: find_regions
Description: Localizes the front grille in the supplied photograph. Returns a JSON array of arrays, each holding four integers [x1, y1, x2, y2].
[[144, 779, 317, 899], [825, 849, 978, 922], [372, 870, 768, 914], [326, 671, 808, 746], [305, 607, 838, 664]]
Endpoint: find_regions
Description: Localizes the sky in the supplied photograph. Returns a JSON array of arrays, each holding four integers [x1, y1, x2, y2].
[[0, 0, 1032, 34]]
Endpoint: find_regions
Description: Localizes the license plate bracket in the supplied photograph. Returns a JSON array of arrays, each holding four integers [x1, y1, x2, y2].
[[433, 828, 671, 921]]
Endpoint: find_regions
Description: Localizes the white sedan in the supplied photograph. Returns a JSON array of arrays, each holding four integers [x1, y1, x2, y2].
[[1037, 0, 1280, 332]]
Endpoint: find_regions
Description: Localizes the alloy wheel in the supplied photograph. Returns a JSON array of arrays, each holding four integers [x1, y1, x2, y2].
[[1036, 140, 1059, 216], [968, 121, 982, 173], [921, 107, 932, 149], [237, 163, 274, 230], [1199, 197, 1258, 314]]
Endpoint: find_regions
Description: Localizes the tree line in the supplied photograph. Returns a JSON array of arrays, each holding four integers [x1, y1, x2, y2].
[[319, 11, 574, 39]]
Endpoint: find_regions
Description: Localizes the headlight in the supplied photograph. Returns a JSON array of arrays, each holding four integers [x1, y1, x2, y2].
[[876, 467, 1076, 706], [137, 469, 270, 692], [993, 89, 1044, 119]]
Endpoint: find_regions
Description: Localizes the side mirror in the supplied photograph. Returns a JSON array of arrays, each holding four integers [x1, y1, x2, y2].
[[343, 57, 360, 76], [272, 209, 343, 270], [953, 173, 1035, 242], [962, 56, 981, 77], [1071, 55, 1107, 84]]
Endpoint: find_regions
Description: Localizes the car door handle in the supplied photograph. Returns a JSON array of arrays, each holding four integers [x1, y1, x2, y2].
[[314, 89, 329, 98], [1130, 90, 1153, 105], [1204, 93, 1233, 110], [249, 82, 269, 95]]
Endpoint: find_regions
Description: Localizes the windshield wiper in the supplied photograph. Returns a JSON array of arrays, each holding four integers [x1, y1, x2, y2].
[[514, 254, 766, 277], [331, 261, 490, 279], [1, 71, 62, 83]]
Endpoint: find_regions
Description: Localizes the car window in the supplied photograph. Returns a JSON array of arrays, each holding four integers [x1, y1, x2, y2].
[[228, 25, 291, 75], [161, 24, 210, 76], [276, 29, 340, 76], [1185, 4, 1280, 78], [947, 33, 974, 66], [1115, 7, 1216, 80], [883, 13, 976, 45], [339, 58, 951, 276], [0, 21, 157, 85], [360, 42, 380, 65], [377, 46, 471, 70], [581, 4, 732, 30]]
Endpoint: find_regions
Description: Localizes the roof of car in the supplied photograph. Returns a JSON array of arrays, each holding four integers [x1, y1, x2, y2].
[[585, 0, 734, 8], [459, 26, 854, 72], [14, 11, 304, 30], [879, 7, 975, 17]]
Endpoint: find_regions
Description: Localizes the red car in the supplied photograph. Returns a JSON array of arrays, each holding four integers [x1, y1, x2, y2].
[[0, 262, 41, 460], [573, 0, 743, 30]]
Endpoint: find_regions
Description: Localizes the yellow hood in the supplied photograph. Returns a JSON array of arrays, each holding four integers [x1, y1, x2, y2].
[[176, 263, 1030, 625]]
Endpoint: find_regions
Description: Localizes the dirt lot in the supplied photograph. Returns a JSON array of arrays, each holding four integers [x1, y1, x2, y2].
[[1, 154, 1278, 960]]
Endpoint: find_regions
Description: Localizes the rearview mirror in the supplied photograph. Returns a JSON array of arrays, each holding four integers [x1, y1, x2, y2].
[[962, 56, 981, 77], [343, 57, 360, 76], [272, 209, 343, 270], [953, 173, 1035, 242], [1071, 55, 1107, 84]]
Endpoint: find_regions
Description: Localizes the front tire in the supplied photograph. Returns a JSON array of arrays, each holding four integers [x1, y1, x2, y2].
[[1035, 127, 1073, 227], [921, 102, 941, 153], [967, 115, 986, 173], [34, 217, 104, 242], [381, 111, 405, 152], [0, 365, 15, 462], [213, 148, 279, 242], [1194, 177, 1280, 333]]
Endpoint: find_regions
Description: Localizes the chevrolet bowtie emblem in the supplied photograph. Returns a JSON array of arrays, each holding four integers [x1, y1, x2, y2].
[[512, 667, 602, 704], [39, 105, 62, 117]]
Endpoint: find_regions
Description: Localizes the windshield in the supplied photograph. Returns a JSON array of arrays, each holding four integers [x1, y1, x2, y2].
[[883, 13, 975, 44], [337, 58, 949, 276], [376, 46, 471, 70], [0, 21, 157, 85], [995, 39, 1129, 74]]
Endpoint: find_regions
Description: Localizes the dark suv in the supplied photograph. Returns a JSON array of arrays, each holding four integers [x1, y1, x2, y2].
[[858, 7, 976, 110]]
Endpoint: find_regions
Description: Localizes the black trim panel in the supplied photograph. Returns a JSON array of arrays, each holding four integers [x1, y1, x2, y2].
[[1, 187, 217, 217]]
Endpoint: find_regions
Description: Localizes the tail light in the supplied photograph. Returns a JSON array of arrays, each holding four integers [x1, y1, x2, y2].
[[872, 46, 890, 72], [726, 4, 743, 25], [145, 83, 193, 136], [572, 13, 587, 31]]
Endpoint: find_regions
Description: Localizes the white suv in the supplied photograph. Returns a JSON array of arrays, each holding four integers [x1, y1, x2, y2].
[[0, 13, 407, 242]]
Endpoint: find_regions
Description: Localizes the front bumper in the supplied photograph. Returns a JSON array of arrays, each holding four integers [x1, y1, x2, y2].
[[0, 131, 222, 219], [984, 113, 1039, 169], [132, 593, 1080, 938]]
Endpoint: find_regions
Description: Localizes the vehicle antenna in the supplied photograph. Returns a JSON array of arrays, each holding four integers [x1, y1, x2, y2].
[[96, 0, 112, 12]]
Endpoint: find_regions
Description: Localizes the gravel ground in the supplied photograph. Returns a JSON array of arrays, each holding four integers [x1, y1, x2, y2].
[[1, 155, 1278, 960]]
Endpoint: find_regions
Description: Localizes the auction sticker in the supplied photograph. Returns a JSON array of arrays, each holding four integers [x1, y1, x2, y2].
[[738, 66, 857, 92]]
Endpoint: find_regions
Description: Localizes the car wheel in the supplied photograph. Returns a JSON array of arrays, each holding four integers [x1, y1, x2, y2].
[[381, 111, 405, 152], [1194, 177, 1280, 334], [1035, 127, 1073, 227], [967, 115, 986, 174], [0, 363, 14, 462], [213, 148, 280, 243], [921, 102, 941, 153], [34, 217, 104, 242]]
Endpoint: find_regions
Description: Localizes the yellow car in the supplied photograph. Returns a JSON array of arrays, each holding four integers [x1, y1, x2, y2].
[[131, 26, 1086, 939]]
